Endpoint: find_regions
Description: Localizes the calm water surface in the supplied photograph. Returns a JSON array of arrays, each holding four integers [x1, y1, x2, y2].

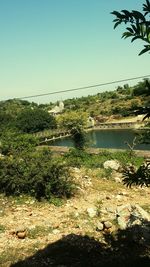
[[49, 129, 150, 150]]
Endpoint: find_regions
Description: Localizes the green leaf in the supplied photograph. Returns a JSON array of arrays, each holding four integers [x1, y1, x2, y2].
[[114, 21, 122, 29], [139, 47, 149, 56], [121, 10, 132, 19], [131, 36, 141, 42], [111, 11, 123, 19], [132, 10, 146, 21], [131, 24, 138, 33], [126, 27, 134, 33], [122, 32, 133, 39], [143, 0, 150, 13]]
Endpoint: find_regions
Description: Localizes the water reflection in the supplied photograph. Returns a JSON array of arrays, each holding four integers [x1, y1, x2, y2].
[[50, 129, 150, 150]]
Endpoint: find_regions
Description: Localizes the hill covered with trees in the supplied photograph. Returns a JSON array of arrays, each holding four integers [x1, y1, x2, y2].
[[0, 79, 149, 130]]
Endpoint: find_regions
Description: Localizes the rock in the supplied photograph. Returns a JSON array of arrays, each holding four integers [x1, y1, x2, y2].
[[116, 204, 150, 230], [87, 207, 97, 218], [132, 204, 150, 221], [104, 221, 113, 229], [53, 229, 60, 235], [115, 195, 123, 201], [16, 227, 26, 233], [103, 160, 121, 171], [17, 231, 26, 239], [15, 228, 27, 239], [96, 222, 104, 231], [116, 204, 132, 230], [74, 212, 79, 218]]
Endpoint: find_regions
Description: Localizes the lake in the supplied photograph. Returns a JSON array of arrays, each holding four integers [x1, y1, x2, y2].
[[49, 129, 150, 150]]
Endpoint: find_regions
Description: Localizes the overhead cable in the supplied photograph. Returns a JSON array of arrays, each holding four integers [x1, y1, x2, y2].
[[15, 74, 150, 100]]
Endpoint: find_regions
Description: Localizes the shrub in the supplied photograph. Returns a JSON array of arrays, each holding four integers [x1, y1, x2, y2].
[[0, 131, 38, 155], [122, 162, 150, 187], [0, 149, 75, 200]]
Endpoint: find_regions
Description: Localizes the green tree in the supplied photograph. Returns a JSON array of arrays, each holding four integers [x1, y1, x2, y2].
[[111, 0, 150, 55], [16, 108, 57, 133], [0, 112, 14, 130], [57, 111, 88, 130], [57, 111, 88, 149]]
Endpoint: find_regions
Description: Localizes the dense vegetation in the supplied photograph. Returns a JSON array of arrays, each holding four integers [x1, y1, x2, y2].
[[0, 78, 149, 199], [0, 133, 75, 201]]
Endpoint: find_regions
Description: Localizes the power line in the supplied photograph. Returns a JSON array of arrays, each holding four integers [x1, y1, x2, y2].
[[17, 74, 150, 100]]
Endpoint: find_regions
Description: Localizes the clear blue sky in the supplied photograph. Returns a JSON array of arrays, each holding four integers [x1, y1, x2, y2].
[[0, 0, 149, 103]]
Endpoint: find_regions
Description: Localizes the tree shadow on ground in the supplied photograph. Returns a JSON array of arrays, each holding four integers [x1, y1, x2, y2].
[[11, 223, 150, 267]]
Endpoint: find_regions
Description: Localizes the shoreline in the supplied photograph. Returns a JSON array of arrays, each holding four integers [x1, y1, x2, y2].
[[39, 145, 150, 158]]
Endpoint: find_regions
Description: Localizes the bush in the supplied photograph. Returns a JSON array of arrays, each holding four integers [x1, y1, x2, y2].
[[0, 149, 75, 200], [122, 162, 150, 187], [0, 131, 38, 155]]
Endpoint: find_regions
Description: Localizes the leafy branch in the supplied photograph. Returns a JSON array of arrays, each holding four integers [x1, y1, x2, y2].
[[111, 0, 150, 55]]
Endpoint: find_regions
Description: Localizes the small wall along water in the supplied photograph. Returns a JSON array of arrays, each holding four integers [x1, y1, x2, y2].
[[48, 129, 150, 150]]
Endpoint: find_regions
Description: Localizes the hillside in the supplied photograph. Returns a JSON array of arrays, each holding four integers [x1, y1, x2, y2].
[[0, 79, 150, 121], [62, 81, 150, 118]]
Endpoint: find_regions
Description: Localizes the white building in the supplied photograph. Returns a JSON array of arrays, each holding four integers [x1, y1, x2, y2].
[[48, 101, 64, 115]]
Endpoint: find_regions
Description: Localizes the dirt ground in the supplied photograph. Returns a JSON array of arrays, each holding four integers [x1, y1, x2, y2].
[[0, 168, 150, 266]]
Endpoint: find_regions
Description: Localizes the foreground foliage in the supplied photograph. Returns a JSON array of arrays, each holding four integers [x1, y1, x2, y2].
[[112, 0, 150, 56], [0, 145, 75, 200], [123, 161, 150, 187]]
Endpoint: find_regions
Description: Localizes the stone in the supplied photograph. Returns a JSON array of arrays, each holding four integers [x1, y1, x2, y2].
[[103, 160, 121, 171], [104, 221, 113, 229], [132, 204, 150, 222], [96, 222, 104, 231], [116, 204, 150, 230], [16, 227, 26, 233], [115, 195, 123, 201], [15, 227, 27, 239], [53, 229, 60, 235], [17, 231, 26, 239], [87, 207, 97, 218], [116, 204, 132, 230], [74, 212, 79, 218]]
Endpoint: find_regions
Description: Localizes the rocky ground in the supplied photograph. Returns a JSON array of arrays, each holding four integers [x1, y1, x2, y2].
[[0, 166, 150, 266]]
